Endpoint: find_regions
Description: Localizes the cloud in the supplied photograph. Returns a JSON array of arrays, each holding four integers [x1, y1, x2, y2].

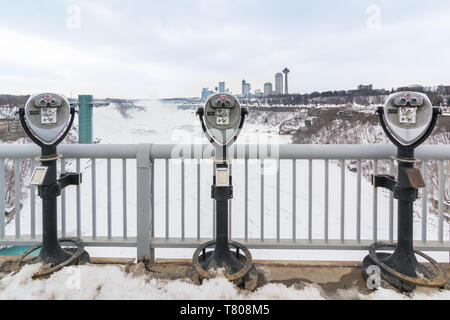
[[0, 26, 194, 98], [0, 1, 450, 97]]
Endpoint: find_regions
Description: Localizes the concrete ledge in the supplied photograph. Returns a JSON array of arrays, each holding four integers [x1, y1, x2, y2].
[[1, 257, 448, 295], [0, 256, 135, 264]]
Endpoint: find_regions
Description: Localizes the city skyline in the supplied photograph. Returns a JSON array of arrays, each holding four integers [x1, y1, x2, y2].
[[202, 68, 291, 98], [199, 79, 449, 101], [1, 1, 450, 98], [199, 68, 449, 100]]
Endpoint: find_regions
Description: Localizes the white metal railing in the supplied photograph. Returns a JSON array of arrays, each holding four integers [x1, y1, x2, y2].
[[0, 144, 449, 262]]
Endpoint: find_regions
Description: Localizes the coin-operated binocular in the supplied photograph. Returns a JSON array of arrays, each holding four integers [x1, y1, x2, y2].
[[15, 93, 89, 277], [363, 92, 448, 291], [191, 93, 258, 290]]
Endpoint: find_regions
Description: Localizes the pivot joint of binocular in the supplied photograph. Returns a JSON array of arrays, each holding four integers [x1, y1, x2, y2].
[[376, 106, 384, 115], [38, 183, 62, 199], [372, 173, 420, 201], [37, 172, 82, 199], [59, 172, 82, 189], [393, 186, 419, 202], [196, 107, 204, 117], [211, 185, 233, 201], [372, 174, 396, 191]]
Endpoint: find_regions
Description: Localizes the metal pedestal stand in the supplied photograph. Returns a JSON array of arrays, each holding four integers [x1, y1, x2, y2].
[[363, 151, 447, 291], [191, 158, 258, 291], [13, 106, 90, 278], [191, 95, 257, 290], [363, 105, 448, 291]]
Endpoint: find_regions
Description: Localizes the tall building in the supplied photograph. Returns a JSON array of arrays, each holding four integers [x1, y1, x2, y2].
[[201, 88, 215, 100], [282, 68, 290, 94], [264, 82, 273, 95], [275, 73, 283, 94], [242, 79, 251, 97], [218, 82, 226, 93], [244, 83, 251, 96], [397, 84, 424, 92], [437, 85, 450, 94], [357, 84, 373, 91]]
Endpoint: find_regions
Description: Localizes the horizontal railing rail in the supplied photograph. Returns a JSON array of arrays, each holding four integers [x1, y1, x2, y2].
[[150, 144, 450, 160], [0, 144, 143, 159], [0, 144, 448, 262]]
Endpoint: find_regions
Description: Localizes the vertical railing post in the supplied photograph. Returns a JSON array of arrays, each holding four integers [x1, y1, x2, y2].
[[30, 159, 36, 239], [356, 160, 361, 243], [14, 159, 20, 239], [122, 158, 128, 240], [151, 159, 155, 249], [340, 159, 345, 242], [136, 144, 152, 262], [438, 160, 444, 244], [181, 160, 185, 241], [61, 158, 66, 237], [324, 159, 329, 243], [276, 160, 280, 242], [308, 159, 313, 242], [197, 160, 201, 240], [165, 159, 169, 241], [389, 160, 395, 242], [421, 161, 428, 243], [76, 158, 81, 238], [91, 158, 97, 240], [292, 159, 296, 242], [0, 159, 5, 239]]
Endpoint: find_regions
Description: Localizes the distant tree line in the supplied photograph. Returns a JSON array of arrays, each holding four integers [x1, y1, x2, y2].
[[241, 87, 450, 107], [0, 95, 30, 107]]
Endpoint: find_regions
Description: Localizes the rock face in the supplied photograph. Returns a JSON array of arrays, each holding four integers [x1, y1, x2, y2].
[[0, 259, 6, 271]]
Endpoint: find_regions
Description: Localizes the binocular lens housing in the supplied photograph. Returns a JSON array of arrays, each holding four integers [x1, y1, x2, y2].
[[202, 93, 243, 147], [24, 93, 71, 145], [383, 91, 433, 146]]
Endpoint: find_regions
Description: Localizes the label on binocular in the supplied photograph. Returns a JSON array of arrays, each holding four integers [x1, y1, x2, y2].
[[399, 107, 416, 124], [216, 108, 230, 125], [216, 117, 230, 125], [40, 108, 57, 124], [30, 167, 48, 185], [216, 168, 229, 186]]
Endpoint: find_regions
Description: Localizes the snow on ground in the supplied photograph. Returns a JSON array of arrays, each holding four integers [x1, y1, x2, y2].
[[0, 263, 448, 300], [6, 100, 449, 262]]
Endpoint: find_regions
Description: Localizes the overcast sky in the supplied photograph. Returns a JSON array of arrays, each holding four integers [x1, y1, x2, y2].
[[1, 0, 449, 98]]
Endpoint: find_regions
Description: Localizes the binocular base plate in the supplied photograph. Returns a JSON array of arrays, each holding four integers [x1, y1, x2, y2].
[[191, 240, 258, 291], [362, 243, 447, 292], [12, 238, 90, 279]]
